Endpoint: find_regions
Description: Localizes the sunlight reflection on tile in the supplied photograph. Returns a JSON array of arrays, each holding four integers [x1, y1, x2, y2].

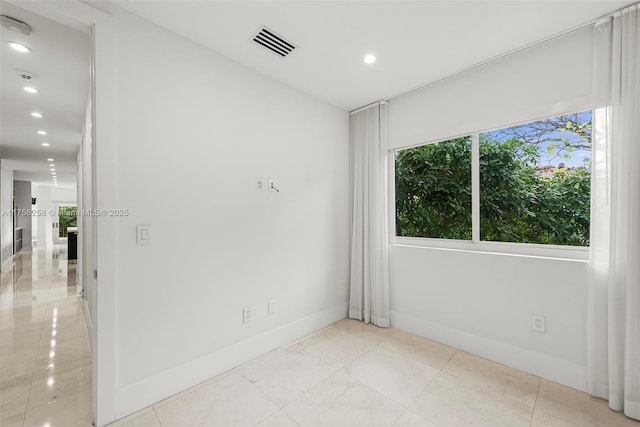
[[345, 345, 439, 406], [283, 370, 405, 427]]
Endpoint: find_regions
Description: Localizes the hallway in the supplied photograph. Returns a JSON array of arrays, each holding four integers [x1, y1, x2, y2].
[[0, 245, 92, 427]]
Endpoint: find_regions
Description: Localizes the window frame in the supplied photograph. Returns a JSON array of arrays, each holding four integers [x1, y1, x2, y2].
[[389, 109, 592, 261]]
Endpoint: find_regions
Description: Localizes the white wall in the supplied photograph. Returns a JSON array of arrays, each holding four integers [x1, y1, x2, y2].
[[390, 246, 589, 388], [34, 185, 54, 247], [389, 28, 593, 149], [94, 6, 349, 422], [1, 163, 14, 268], [13, 180, 32, 252], [51, 187, 77, 203], [388, 27, 594, 391]]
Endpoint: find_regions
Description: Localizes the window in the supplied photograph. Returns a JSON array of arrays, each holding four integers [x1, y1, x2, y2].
[[58, 205, 77, 238], [480, 112, 591, 246], [394, 111, 592, 248], [395, 137, 472, 240]]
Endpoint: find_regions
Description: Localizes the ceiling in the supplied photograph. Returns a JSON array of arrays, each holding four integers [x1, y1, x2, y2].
[[117, 0, 635, 111], [0, 0, 633, 190], [0, 1, 89, 188]]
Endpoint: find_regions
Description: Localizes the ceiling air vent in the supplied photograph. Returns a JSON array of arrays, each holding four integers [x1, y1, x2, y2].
[[252, 26, 296, 58], [18, 70, 34, 81]]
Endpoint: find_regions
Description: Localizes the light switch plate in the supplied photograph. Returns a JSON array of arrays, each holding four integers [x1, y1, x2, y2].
[[136, 225, 151, 245]]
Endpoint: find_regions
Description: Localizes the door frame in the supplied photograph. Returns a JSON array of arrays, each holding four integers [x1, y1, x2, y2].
[[11, 2, 118, 425]]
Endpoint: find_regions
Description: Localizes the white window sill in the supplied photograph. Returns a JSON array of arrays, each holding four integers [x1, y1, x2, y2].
[[392, 236, 589, 262]]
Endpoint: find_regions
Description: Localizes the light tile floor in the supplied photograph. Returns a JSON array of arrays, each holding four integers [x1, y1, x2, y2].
[[115, 320, 640, 427], [0, 246, 92, 427], [2, 247, 639, 427]]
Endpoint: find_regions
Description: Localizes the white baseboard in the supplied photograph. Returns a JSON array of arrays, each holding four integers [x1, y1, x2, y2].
[[115, 302, 349, 419], [391, 310, 588, 393]]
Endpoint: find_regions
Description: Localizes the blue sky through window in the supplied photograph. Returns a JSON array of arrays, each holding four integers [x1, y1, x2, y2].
[[482, 111, 592, 168]]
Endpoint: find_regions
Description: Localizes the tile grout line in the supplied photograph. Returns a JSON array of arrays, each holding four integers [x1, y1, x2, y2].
[[530, 378, 542, 427], [250, 403, 281, 427], [20, 258, 52, 426], [279, 405, 300, 427], [152, 406, 164, 427], [404, 349, 460, 412]]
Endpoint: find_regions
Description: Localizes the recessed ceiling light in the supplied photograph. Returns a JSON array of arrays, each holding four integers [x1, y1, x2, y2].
[[31, 112, 43, 118], [364, 54, 376, 64], [7, 41, 31, 53], [41, 142, 50, 147], [49, 163, 54, 166], [37, 130, 47, 135], [47, 158, 54, 161], [23, 86, 39, 94], [50, 168, 55, 171]]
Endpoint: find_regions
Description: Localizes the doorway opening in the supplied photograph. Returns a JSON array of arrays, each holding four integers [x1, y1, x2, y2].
[[58, 204, 78, 238]]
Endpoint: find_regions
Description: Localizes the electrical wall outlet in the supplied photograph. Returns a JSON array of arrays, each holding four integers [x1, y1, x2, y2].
[[243, 307, 253, 323], [532, 315, 546, 333], [256, 178, 266, 192]]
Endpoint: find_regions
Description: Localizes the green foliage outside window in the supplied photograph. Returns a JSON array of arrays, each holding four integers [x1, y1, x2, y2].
[[395, 112, 591, 246], [395, 137, 472, 239], [59, 205, 77, 238]]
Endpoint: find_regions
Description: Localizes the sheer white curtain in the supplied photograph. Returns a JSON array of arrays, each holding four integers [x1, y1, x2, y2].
[[588, 4, 640, 421], [349, 102, 390, 327]]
